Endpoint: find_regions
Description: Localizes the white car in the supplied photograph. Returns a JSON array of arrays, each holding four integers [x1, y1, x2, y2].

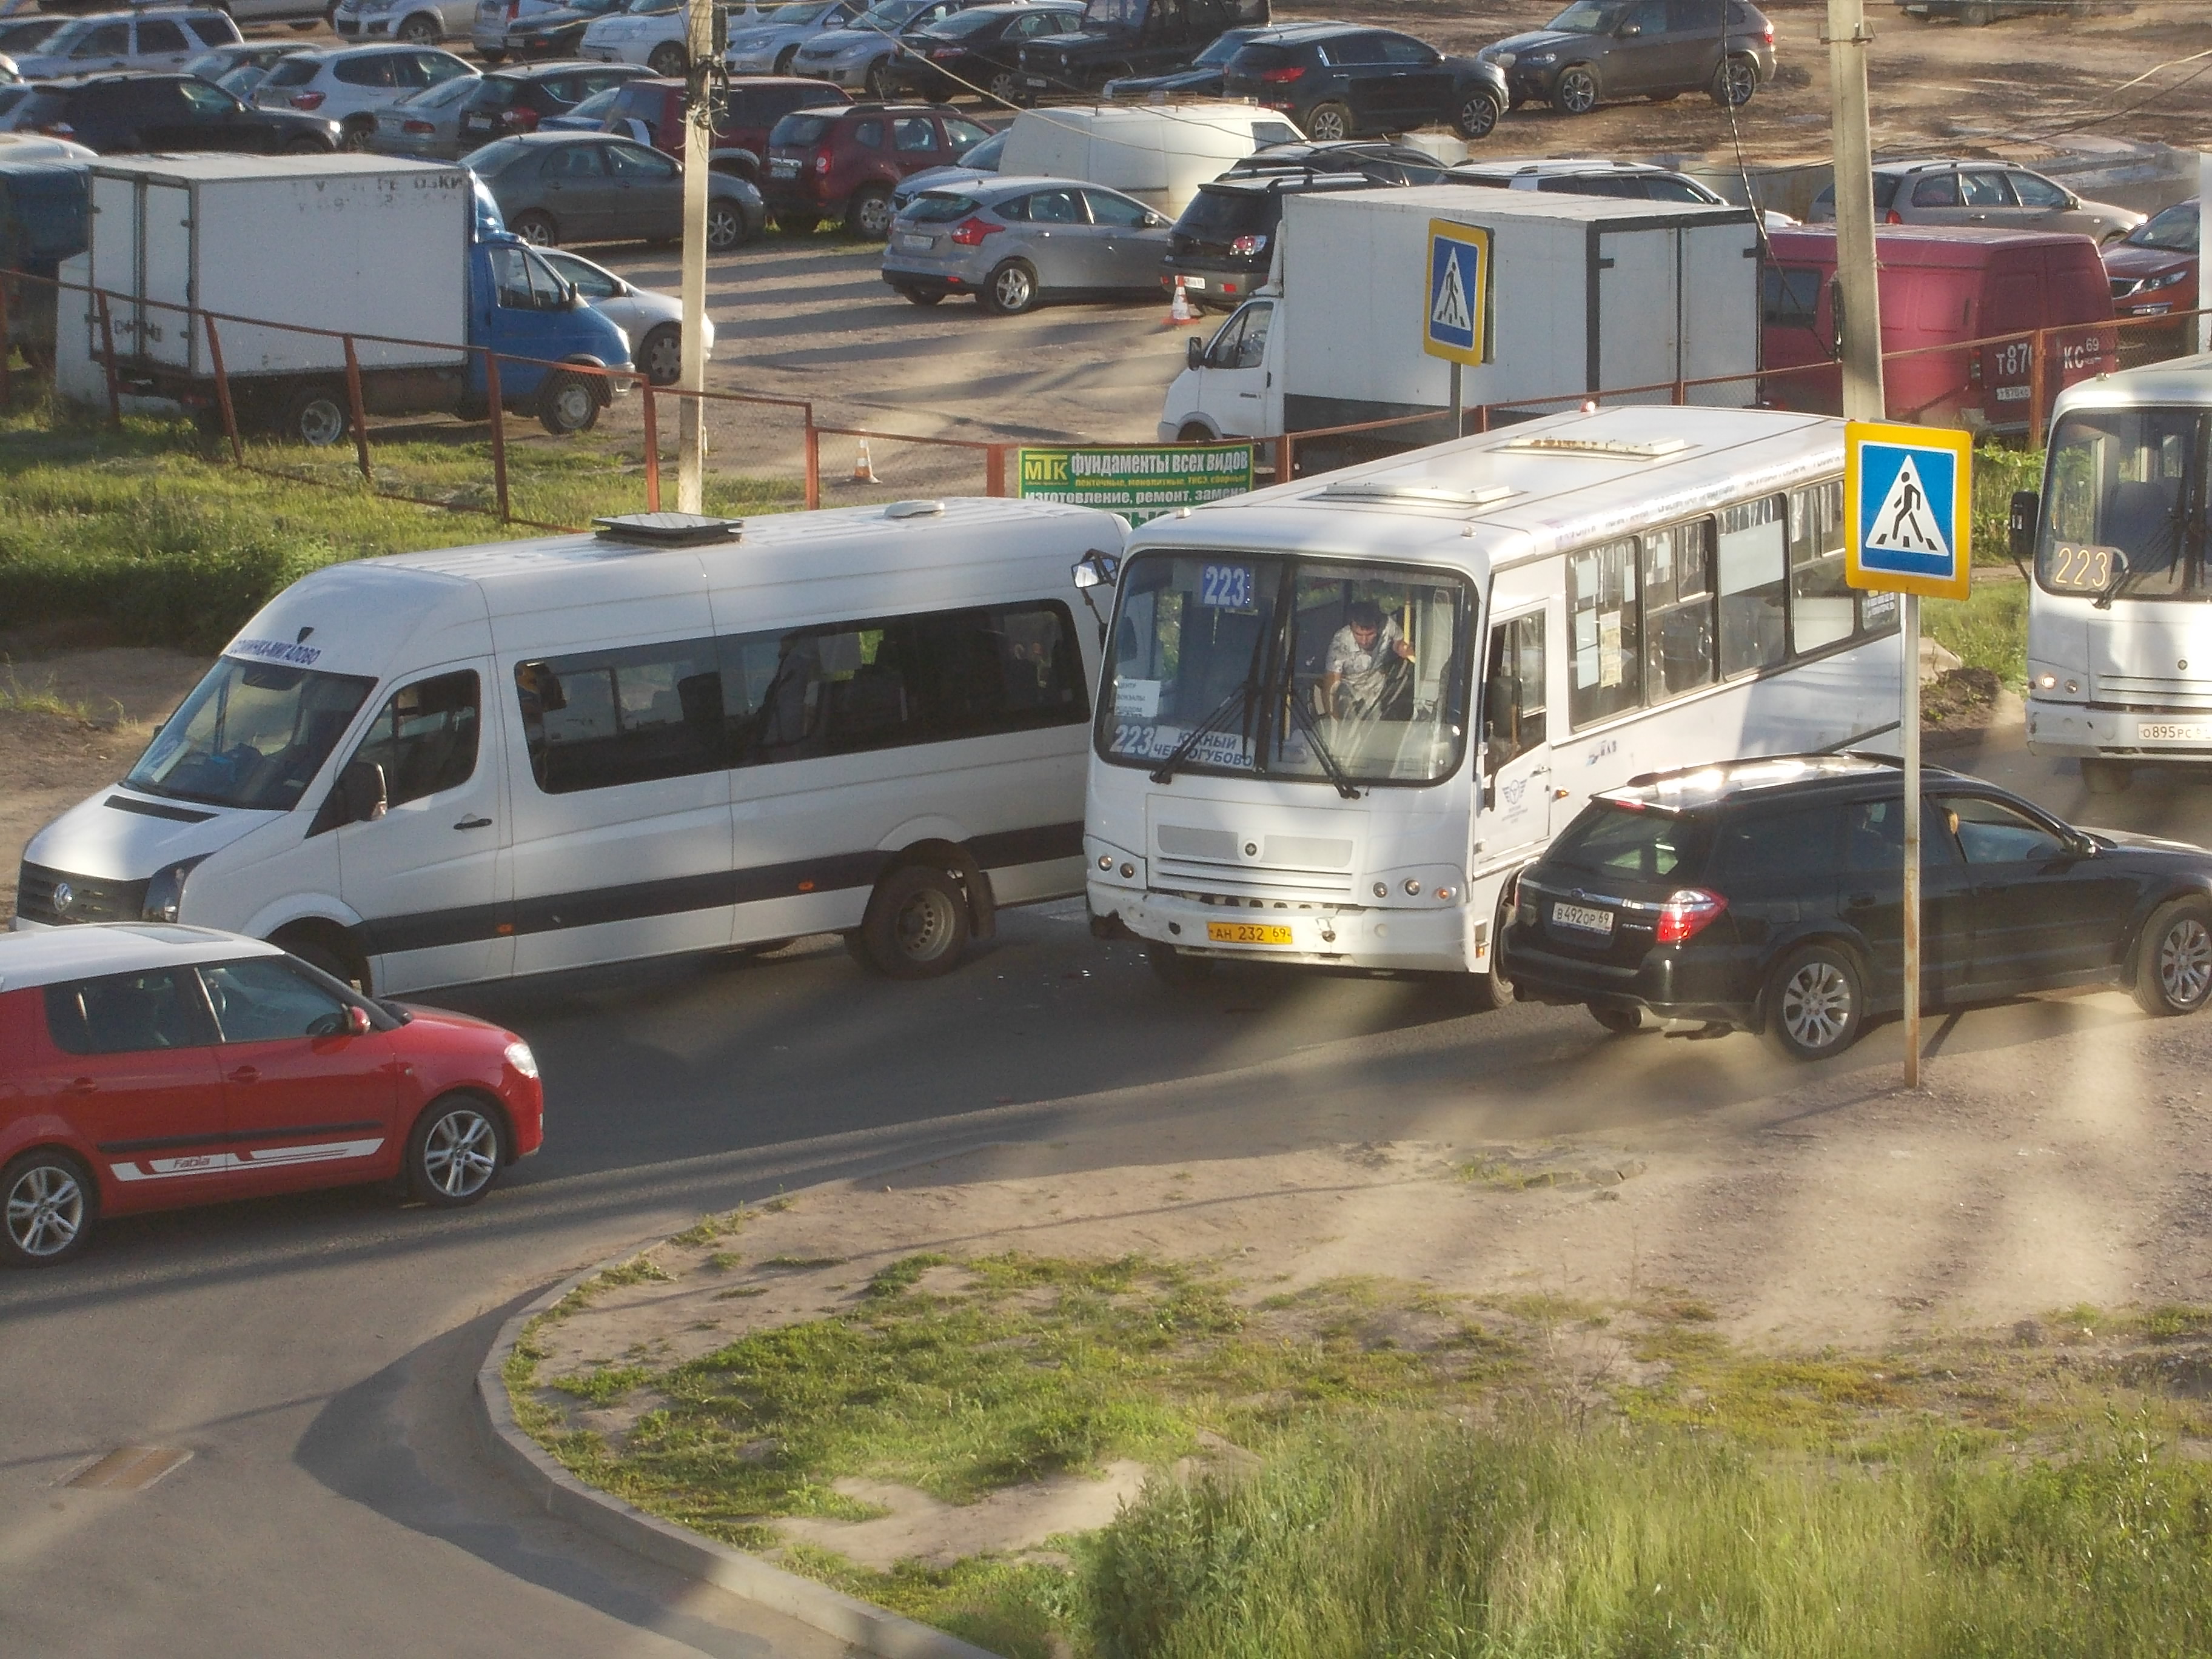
[[723, 0, 862, 75], [255, 44, 475, 149], [1447, 156, 1799, 230], [573, 0, 684, 70], [0, 126, 96, 158], [333, 0, 477, 47], [787, 0, 970, 94], [537, 247, 707, 384], [11, 10, 239, 81]]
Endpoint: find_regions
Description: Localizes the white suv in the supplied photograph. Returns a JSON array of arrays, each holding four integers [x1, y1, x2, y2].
[[12, 9, 238, 80], [254, 43, 474, 147], [333, 0, 477, 47]]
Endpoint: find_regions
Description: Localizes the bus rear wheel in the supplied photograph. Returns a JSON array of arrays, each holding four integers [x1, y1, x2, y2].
[[850, 865, 970, 979]]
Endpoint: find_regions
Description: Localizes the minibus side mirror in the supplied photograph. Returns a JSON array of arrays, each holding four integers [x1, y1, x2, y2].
[[2008, 489, 2039, 563], [1186, 335, 1205, 372], [1071, 549, 1120, 589], [340, 760, 388, 826]]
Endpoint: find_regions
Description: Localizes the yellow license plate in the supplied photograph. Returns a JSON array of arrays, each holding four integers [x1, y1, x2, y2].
[[1206, 922, 1293, 946]]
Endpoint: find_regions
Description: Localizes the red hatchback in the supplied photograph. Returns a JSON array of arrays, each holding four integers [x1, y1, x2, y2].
[[0, 924, 543, 1268], [762, 100, 994, 238]]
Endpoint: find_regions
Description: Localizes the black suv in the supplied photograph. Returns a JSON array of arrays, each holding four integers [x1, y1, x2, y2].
[[1019, 0, 1270, 101], [10, 73, 340, 153], [1222, 24, 1506, 142], [1501, 755, 2212, 1061], [1164, 170, 1380, 306], [1478, 0, 1775, 116], [455, 61, 646, 146]]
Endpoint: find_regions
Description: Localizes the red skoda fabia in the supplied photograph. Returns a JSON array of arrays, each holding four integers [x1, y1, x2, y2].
[[0, 923, 543, 1267]]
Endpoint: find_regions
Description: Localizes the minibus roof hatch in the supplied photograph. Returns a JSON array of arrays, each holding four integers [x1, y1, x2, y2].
[[592, 512, 745, 547], [1309, 480, 1515, 507]]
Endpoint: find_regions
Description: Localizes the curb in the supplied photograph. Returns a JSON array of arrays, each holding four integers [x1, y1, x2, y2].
[[475, 1261, 1003, 1659]]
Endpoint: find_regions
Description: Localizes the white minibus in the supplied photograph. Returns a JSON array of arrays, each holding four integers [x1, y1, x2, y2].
[[2017, 359, 2212, 794], [16, 501, 1125, 994], [1082, 404, 1906, 996]]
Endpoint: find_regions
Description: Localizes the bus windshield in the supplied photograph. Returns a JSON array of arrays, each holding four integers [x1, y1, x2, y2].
[[1100, 552, 1473, 786], [2038, 409, 2212, 602], [126, 657, 377, 811]]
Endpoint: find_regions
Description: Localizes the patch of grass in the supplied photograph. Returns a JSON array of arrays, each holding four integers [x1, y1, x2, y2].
[[782, 1544, 1080, 1659], [760, 1255, 844, 1270], [863, 1253, 952, 1299], [713, 1284, 769, 1301], [594, 1255, 674, 1289], [1925, 576, 2028, 691], [670, 1210, 749, 1248], [548, 1364, 655, 1405], [706, 1251, 743, 1273]]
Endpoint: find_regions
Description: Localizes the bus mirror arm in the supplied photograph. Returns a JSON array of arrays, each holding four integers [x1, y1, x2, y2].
[[2008, 488, 2039, 578]]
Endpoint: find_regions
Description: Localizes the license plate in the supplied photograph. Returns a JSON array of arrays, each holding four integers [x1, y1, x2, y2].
[[1181, 275, 1205, 289], [769, 158, 799, 176], [463, 115, 490, 130], [2140, 722, 2212, 742], [1994, 385, 2029, 402], [897, 231, 933, 250], [1550, 901, 1614, 938], [1024, 74, 1047, 86], [1206, 922, 1292, 946]]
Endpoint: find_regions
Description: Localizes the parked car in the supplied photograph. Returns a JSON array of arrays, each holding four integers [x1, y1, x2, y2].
[[1897, 0, 2049, 19], [882, 173, 1170, 311], [1221, 24, 1505, 142], [1476, 0, 1775, 116], [482, 0, 630, 63], [332, 0, 477, 45], [1761, 224, 2116, 434], [0, 124, 98, 155], [1099, 21, 1272, 98], [12, 10, 240, 81], [1164, 170, 1378, 306], [1810, 159, 2142, 243], [2102, 196, 2197, 356], [1017, 0, 1270, 99], [537, 76, 626, 128], [126, 0, 328, 30], [0, 16, 69, 61], [0, 924, 544, 1267], [572, 0, 691, 71], [1449, 155, 1794, 227], [538, 244, 706, 381], [795, 0, 988, 96], [888, 0, 1084, 105], [497, 0, 629, 59], [455, 59, 646, 146], [1229, 136, 1448, 184], [467, 128, 763, 249], [254, 46, 475, 152], [723, 0, 865, 75], [366, 63, 483, 157], [181, 41, 306, 90], [762, 98, 991, 235], [597, 73, 848, 179], [888, 116, 996, 206], [13, 72, 339, 152], [1501, 755, 2212, 1061]]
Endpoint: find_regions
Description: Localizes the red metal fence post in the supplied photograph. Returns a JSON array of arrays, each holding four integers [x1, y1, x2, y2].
[[94, 288, 121, 429], [484, 349, 511, 523], [2028, 325, 2049, 451], [986, 441, 1007, 497], [1471, 403, 1489, 435], [1278, 431, 1295, 481], [202, 312, 243, 465], [804, 418, 820, 510], [341, 333, 374, 486], [640, 377, 660, 512]]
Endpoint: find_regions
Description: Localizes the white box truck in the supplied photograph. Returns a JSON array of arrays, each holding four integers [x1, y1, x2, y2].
[[1159, 185, 1762, 460], [69, 153, 632, 442]]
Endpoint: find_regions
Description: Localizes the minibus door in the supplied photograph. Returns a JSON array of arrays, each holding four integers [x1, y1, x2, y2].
[[1475, 602, 1556, 868]]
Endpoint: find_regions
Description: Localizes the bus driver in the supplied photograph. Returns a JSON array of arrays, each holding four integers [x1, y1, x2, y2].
[[1321, 600, 1413, 721]]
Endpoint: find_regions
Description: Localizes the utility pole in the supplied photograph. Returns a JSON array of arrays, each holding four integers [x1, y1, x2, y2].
[[676, 0, 716, 512], [1828, 0, 1919, 1087]]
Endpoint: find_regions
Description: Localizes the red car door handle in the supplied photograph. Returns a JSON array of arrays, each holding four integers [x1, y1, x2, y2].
[[227, 1066, 260, 1084], [63, 1077, 97, 1094]]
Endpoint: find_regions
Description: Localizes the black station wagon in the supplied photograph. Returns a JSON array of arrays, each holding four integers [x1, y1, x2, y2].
[[1501, 754, 2212, 1060]]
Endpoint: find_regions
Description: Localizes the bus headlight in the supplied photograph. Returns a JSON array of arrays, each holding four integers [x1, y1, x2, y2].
[[2037, 672, 2057, 689]]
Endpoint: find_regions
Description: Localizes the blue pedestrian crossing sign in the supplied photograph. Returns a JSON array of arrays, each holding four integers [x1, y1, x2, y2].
[[1423, 220, 1490, 366], [1844, 420, 1972, 601]]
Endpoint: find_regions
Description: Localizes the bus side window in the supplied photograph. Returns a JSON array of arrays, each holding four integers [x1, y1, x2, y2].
[[1483, 611, 1546, 775], [1567, 538, 1640, 727]]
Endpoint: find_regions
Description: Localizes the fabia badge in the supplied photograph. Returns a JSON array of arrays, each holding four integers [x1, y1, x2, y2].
[[52, 881, 75, 914]]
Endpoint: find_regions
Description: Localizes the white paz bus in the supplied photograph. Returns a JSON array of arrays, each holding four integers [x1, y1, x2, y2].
[[1082, 404, 1908, 993]]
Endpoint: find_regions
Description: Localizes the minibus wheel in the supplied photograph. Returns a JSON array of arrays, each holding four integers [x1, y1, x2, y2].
[[852, 865, 970, 978]]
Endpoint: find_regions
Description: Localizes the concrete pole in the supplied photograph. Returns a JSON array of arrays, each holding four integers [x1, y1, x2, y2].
[[2199, 153, 2211, 357], [676, 0, 715, 513]]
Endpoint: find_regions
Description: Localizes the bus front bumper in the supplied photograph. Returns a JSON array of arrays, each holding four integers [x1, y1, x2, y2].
[[1085, 881, 1472, 973], [2026, 696, 2212, 760]]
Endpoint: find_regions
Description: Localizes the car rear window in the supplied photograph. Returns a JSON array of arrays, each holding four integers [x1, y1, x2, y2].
[[1175, 187, 1270, 237], [1872, 175, 1899, 209], [463, 135, 532, 171], [1545, 803, 1712, 883], [473, 76, 523, 107], [1229, 42, 1301, 72], [263, 58, 318, 87], [904, 190, 976, 222], [771, 111, 837, 146]]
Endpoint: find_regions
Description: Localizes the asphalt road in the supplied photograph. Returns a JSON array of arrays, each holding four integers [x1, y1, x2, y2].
[[7, 720, 2212, 1658]]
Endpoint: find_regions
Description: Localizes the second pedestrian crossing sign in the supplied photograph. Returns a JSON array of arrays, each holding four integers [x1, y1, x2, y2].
[[1424, 221, 1490, 365], [1844, 420, 1972, 600]]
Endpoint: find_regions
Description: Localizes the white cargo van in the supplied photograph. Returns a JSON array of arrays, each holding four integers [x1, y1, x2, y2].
[[15, 503, 1125, 994], [998, 101, 1304, 215]]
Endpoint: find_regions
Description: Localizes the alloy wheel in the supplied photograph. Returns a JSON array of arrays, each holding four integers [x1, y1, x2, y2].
[[1717, 56, 1755, 107], [1554, 66, 1597, 115], [706, 203, 742, 251], [1781, 960, 1852, 1052], [421, 1107, 498, 1199], [5, 1164, 84, 1261], [990, 262, 1033, 312], [2160, 917, 2212, 1008]]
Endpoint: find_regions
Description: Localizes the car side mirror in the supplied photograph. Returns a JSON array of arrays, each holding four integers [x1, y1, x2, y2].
[[340, 759, 388, 825], [1618, 20, 1641, 34], [2008, 489, 2039, 562], [1187, 335, 1205, 370], [347, 1004, 375, 1036], [2065, 832, 2096, 859]]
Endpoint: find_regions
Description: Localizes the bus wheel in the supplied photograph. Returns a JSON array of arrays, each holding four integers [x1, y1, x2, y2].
[[851, 865, 970, 979], [1145, 942, 1213, 985], [1461, 954, 1514, 1011], [2082, 758, 2132, 794]]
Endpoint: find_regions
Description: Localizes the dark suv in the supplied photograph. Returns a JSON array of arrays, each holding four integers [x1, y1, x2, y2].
[[762, 101, 992, 236], [455, 60, 645, 146], [600, 75, 851, 180], [1019, 0, 1270, 101], [11, 73, 340, 153], [1501, 755, 2212, 1061], [1228, 138, 1451, 184], [1222, 24, 1507, 142], [1477, 0, 1775, 116], [1164, 171, 1380, 306]]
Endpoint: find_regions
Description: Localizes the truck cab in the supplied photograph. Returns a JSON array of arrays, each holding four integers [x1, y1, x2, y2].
[[1160, 293, 1281, 441], [468, 233, 633, 422]]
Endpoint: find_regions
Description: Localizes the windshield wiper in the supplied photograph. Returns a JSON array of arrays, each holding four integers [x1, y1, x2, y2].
[[1150, 682, 1253, 785], [1281, 691, 1361, 800]]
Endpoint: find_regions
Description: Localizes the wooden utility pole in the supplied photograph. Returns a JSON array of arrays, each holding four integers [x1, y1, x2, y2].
[[677, 0, 715, 512]]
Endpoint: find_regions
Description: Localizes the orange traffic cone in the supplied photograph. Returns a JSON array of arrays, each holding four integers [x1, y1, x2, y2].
[[1167, 277, 1196, 326], [851, 439, 879, 484]]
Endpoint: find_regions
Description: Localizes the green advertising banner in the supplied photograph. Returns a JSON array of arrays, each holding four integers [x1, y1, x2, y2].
[[1014, 443, 1255, 524]]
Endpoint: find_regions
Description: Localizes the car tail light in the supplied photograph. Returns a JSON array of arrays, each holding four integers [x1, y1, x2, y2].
[[290, 90, 325, 109], [1258, 64, 1304, 82], [402, 118, 435, 133], [501, 106, 540, 129], [1884, 209, 1902, 224], [813, 149, 831, 173], [1763, 24, 1773, 42], [1654, 888, 1728, 947], [950, 215, 1001, 246], [1228, 233, 1265, 256]]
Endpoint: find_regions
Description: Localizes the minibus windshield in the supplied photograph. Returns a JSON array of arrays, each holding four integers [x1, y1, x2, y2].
[[1100, 552, 1473, 787], [126, 657, 377, 811], [2038, 408, 2212, 602]]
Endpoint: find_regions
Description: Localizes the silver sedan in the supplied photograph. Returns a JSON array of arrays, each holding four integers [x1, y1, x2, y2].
[[366, 66, 481, 159], [880, 174, 1171, 315]]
